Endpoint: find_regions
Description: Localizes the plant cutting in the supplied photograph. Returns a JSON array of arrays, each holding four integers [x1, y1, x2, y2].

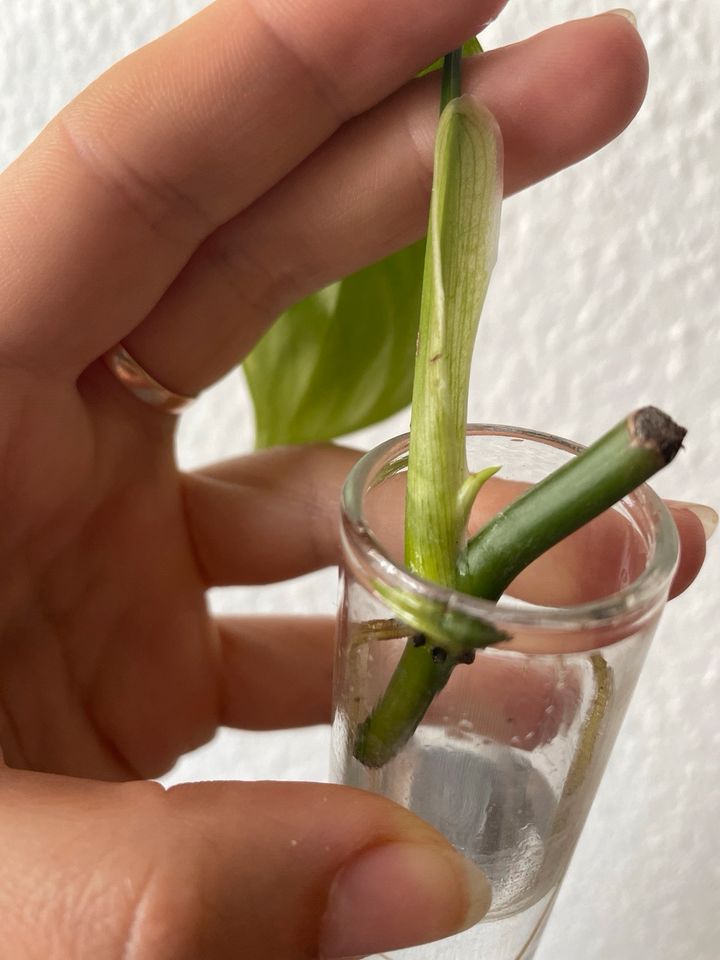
[[245, 38, 688, 960], [245, 43, 685, 760]]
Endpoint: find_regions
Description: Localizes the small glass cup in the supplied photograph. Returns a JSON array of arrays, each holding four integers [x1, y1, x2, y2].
[[330, 425, 679, 960]]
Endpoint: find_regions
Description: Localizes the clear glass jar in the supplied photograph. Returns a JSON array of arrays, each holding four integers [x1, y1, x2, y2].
[[331, 425, 679, 960]]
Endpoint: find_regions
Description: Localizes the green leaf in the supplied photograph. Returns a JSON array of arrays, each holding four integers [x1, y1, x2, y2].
[[244, 241, 425, 447], [418, 37, 483, 78], [457, 465, 502, 529], [404, 96, 503, 587], [243, 39, 482, 449]]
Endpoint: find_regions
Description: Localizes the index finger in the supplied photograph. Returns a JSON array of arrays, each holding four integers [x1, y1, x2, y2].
[[0, 0, 507, 374]]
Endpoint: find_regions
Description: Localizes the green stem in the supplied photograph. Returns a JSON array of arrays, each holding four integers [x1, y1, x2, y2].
[[462, 408, 686, 599], [353, 407, 685, 768], [354, 639, 455, 768], [441, 49, 463, 111]]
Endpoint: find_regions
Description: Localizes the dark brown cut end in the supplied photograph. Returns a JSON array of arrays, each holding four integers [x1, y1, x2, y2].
[[631, 407, 687, 464]]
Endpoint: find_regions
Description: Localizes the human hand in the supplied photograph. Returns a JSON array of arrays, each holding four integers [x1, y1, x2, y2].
[[0, 1, 711, 956]]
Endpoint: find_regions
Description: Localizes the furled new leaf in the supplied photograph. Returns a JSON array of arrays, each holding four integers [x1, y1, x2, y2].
[[404, 95, 503, 587], [353, 89, 505, 768], [243, 38, 483, 448]]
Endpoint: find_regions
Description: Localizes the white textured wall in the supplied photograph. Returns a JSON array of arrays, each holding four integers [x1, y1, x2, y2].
[[2, 2, 718, 958]]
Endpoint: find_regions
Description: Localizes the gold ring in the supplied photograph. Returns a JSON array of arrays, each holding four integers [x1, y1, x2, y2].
[[102, 343, 196, 415]]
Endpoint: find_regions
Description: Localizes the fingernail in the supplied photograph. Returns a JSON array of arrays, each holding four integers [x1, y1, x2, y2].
[[604, 9, 638, 28], [667, 501, 719, 541], [319, 842, 491, 959]]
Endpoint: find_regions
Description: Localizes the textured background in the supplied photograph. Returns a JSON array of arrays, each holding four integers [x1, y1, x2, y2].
[[1, 1, 718, 957]]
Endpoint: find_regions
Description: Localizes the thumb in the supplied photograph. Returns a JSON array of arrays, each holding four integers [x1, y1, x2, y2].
[[0, 769, 491, 959]]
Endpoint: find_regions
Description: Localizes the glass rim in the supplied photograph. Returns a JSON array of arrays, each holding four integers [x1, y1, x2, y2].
[[340, 423, 680, 638]]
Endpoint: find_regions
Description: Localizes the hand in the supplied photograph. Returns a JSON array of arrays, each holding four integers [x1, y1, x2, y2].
[[0, 2, 709, 957]]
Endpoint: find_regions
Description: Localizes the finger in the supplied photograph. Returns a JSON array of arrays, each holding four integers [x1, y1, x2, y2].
[[181, 445, 708, 603], [0, 769, 490, 959], [665, 501, 714, 597], [432, 652, 581, 748], [216, 615, 335, 730], [182, 444, 360, 587], [125, 12, 648, 394], [0, 0, 507, 374], [215, 614, 575, 753]]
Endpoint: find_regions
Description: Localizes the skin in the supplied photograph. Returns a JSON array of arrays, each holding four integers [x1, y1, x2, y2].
[[0, 1, 707, 957]]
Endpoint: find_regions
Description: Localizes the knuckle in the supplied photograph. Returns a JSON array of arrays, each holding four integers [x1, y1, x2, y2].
[[54, 107, 215, 247], [243, 0, 353, 124], [117, 786, 210, 960], [119, 865, 194, 960], [200, 222, 306, 323]]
